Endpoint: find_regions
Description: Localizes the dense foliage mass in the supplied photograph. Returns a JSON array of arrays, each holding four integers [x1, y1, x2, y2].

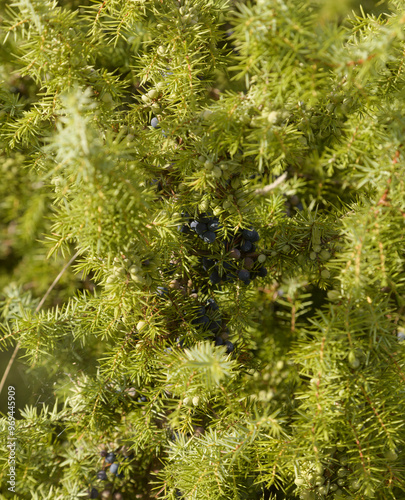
[[1, 0, 405, 498]]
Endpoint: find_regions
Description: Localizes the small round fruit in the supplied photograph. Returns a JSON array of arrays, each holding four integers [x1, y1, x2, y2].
[[137, 321, 147, 332], [316, 476, 325, 486], [212, 167, 222, 178], [309, 252, 317, 260], [337, 467, 348, 477], [89, 488, 99, 499], [225, 341, 234, 353], [315, 464, 324, 475], [101, 491, 112, 500], [243, 257, 254, 270], [148, 89, 158, 99], [257, 254, 267, 263], [105, 452, 115, 464], [348, 351, 360, 369], [229, 248, 241, 260], [203, 231, 216, 244], [238, 270, 250, 282], [192, 396, 200, 406], [318, 485, 328, 496], [350, 480, 361, 491], [320, 249, 331, 260], [313, 244, 322, 253], [97, 470, 107, 481], [321, 269, 330, 279], [151, 117, 159, 128], [295, 477, 305, 486], [109, 463, 119, 475], [204, 160, 214, 170]]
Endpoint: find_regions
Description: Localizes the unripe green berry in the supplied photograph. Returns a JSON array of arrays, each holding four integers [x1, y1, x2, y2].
[[350, 480, 361, 491], [318, 485, 328, 496], [348, 351, 360, 369], [156, 82, 166, 90], [258, 254, 267, 263], [337, 479, 345, 487], [320, 249, 331, 260], [192, 396, 199, 406], [282, 244, 291, 253], [267, 111, 279, 124], [309, 252, 317, 260], [313, 244, 322, 253], [295, 477, 305, 486], [148, 89, 158, 99], [231, 177, 241, 189], [315, 464, 324, 475], [204, 160, 214, 170], [337, 468, 348, 477], [321, 269, 330, 279], [157, 45, 167, 55], [327, 290, 340, 301], [212, 167, 222, 178], [137, 320, 147, 332]]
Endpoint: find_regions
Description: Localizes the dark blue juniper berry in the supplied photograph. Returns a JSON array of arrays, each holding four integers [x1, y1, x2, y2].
[[240, 240, 253, 253], [203, 231, 216, 243], [97, 470, 108, 481], [89, 487, 99, 499], [151, 117, 159, 128], [257, 267, 268, 277], [242, 228, 260, 242], [156, 286, 169, 298], [109, 463, 119, 475], [191, 315, 209, 326], [138, 395, 147, 403], [194, 222, 208, 235], [206, 298, 219, 311], [208, 219, 221, 231], [238, 269, 250, 282], [105, 452, 116, 464], [209, 267, 222, 285], [225, 341, 234, 353], [179, 224, 192, 234], [215, 336, 224, 346]]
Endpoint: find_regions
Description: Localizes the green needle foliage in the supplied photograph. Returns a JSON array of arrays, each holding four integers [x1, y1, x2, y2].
[[0, 0, 405, 499]]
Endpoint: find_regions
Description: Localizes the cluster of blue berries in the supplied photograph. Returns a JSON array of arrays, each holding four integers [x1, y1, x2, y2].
[[190, 298, 234, 353], [89, 450, 130, 498], [179, 212, 221, 244], [198, 226, 268, 287]]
